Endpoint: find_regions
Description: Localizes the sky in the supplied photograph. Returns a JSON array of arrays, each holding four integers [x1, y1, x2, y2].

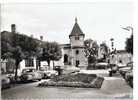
[[1, 2, 133, 50]]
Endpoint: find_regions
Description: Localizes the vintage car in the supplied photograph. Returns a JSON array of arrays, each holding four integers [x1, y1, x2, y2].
[[125, 70, 133, 88], [39, 69, 58, 79], [1, 75, 11, 89], [125, 62, 133, 87], [6, 74, 16, 83], [54, 66, 63, 75], [95, 62, 109, 69], [127, 62, 133, 69], [62, 65, 80, 74], [119, 67, 131, 78], [20, 68, 42, 82], [119, 62, 133, 78], [45, 70, 58, 78]]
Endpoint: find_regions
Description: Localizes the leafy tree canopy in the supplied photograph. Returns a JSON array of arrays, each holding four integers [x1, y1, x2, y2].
[[125, 34, 133, 55], [1, 31, 39, 60], [37, 41, 62, 66], [84, 39, 99, 64], [84, 39, 99, 58], [1, 31, 39, 79]]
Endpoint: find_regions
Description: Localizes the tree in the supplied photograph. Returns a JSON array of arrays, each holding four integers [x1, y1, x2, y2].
[[1, 31, 39, 80], [125, 34, 133, 55], [84, 39, 99, 64], [50, 42, 62, 67], [37, 41, 62, 68], [99, 42, 109, 60]]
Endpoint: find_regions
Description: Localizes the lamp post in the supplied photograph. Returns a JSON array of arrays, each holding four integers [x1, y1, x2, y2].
[[109, 38, 117, 76], [122, 26, 133, 35], [37, 35, 43, 70], [122, 26, 133, 55], [110, 38, 114, 52]]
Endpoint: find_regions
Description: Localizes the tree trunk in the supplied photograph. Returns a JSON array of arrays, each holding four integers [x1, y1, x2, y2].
[[36, 60, 40, 70], [53, 60, 55, 69], [15, 60, 20, 81], [47, 59, 50, 70]]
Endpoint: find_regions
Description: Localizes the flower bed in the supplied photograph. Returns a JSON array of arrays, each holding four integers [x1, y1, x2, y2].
[[38, 73, 104, 88], [52, 73, 97, 83]]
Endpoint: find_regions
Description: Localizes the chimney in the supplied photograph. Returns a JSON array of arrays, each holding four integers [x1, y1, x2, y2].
[[11, 24, 16, 33], [40, 36, 43, 41], [30, 34, 34, 38]]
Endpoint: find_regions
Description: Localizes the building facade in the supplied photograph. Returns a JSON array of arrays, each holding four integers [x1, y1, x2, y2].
[[59, 18, 88, 69], [109, 50, 133, 66]]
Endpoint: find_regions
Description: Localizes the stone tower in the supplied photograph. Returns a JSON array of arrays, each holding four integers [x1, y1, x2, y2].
[[69, 18, 87, 67], [69, 18, 85, 47]]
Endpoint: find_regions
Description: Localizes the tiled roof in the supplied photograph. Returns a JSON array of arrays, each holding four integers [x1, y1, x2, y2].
[[60, 44, 71, 49], [69, 18, 84, 37]]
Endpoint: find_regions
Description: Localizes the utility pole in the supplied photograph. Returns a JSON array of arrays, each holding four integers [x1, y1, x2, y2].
[[122, 26, 133, 35]]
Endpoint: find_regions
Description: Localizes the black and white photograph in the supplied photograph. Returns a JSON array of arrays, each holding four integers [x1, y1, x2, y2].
[[1, 1, 134, 100]]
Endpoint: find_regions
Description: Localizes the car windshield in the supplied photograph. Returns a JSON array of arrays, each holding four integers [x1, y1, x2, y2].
[[39, 67, 47, 71], [22, 69, 35, 73], [127, 63, 133, 67]]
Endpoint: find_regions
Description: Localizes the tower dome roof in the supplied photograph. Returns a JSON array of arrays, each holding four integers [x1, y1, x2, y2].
[[69, 18, 85, 38]]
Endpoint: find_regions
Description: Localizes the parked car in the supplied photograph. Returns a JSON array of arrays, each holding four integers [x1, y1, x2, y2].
[[118, 62, 133, 88], [125, 62, 133, 88], [119, 67, 131, 78], [62, 66, 80, 74], [39, 67, 58, 79], [125, 70, 133, 88], [127, 62, 133, 69], [1, 75, 11, 89], [43, 70, 58, 79], [54, 66, 63, 75], [6, 74, 16, 83], [117, 63, 126, 69], [119, 62, 133, 78], [95, 62, 109, 69], [20, 68, 42, 82]]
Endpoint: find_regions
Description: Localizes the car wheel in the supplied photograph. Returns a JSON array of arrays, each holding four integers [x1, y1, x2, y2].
[[109, 71, 112, 77], [129, 78, 133, 88]]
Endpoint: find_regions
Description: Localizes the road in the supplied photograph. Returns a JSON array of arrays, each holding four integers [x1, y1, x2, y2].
[[1, 70, 133, 100]]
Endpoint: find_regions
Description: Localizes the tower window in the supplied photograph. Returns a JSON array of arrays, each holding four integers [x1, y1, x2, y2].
[[75, 36, 79, 40], [76, 50, 79, 55]]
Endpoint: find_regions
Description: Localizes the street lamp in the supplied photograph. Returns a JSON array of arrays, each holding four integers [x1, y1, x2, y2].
[[110, 38, 114, 51], [122, 26, 133, 35]]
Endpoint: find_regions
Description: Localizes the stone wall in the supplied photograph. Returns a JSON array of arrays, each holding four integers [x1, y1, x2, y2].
[[70, 35, 84, 47], [72, 48, 88, 69]]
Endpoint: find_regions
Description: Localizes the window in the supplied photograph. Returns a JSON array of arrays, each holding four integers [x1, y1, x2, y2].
[[119, 60, 122, 63], [75, 36, 79, 40], [25, 58, 34, 67], [76, 50, 79, 55], [76, 60, 80, 67], [64, 54, 68, 64]]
